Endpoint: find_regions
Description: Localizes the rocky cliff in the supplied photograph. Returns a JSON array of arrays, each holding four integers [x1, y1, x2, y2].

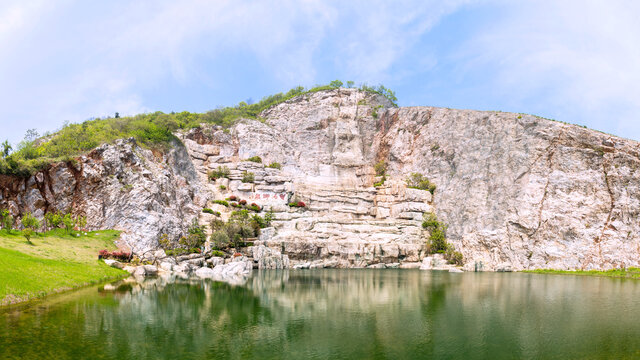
[[2, 88, 639, 271], [0, 139, 206, 253]]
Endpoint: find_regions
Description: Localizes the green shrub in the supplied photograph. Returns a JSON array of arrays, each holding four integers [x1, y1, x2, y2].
[[210, 231, 230, 250], [158, 233, 174, 250], [374, 161, 387, 176], [422, 212, 463, 265], [264, 210, 274, 226], [219, 185, 227, 190], [266, 162, 282, 169], [62, 213, 75, 234], [213, 200, 229, 207], [371, 105, 384, 119], [406, 173, 436, 194], [179, 219, 207, 249], [251, 214, 266, 229], [202, 208, 215, 214], [422, 212, 439, 230], [429, 225, 449, 254], [246, 156, 262, 163], [241, 172, 255, 183], [211, 250, 225, 257], [208, 166, 230, 180], [446, 249, 464, 266]]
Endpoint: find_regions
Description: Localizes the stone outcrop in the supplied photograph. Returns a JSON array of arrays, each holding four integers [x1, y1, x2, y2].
[[3, 88, 640, 271]]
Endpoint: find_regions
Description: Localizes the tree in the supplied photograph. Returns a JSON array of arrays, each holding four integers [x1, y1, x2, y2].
[[1, 140, 11, 158], [329, 80, 343, 88], [179, 218, 206, 249], [45, 211, 63, 231], [1, 209, 13, 232], [346, 81, 355, 88], [62, 213, 76, 234], [75, 215, 87, 231], [21, 212, 40, 244], [115, 112, 120, 118], [210, 230, 230, 250], [24, 129, 39, 142]]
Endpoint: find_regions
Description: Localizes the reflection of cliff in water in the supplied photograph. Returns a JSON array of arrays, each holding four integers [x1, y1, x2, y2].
[[3, 270, 640, 359]]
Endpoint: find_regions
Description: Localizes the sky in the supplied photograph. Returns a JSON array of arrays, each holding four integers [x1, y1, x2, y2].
[[1, 0, 639, 144]]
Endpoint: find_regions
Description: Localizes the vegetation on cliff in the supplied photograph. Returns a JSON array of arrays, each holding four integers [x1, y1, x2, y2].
[[0, 229, 127, 305], [422, 212, 463, 266], [0, 82, 396, 177]]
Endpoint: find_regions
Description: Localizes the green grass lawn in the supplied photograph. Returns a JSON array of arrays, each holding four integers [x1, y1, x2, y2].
[[0, 229, 128, 306], [523, 268, 640, 279]]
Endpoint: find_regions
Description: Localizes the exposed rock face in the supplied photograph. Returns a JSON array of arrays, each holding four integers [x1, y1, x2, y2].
[[180, 89, 640, 271], [0, 138, 205, 253], [3, 89, 639, 271]]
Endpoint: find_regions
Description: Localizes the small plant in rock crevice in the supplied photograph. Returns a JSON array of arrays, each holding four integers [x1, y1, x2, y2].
[[242, 172, 255, 183], [267, 162, 282, 169], [213, 200, 229, 207], [406, 172, 436, 195], [246, 156, 262, 163], [202, 208, 220, 216], [208, 166, 230, 181]]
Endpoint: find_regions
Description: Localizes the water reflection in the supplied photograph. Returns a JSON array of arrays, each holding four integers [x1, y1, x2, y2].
[[2, 270, 640, 359]]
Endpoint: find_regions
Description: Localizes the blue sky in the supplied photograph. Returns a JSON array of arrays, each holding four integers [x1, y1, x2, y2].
[[1, 0, 639, 144]]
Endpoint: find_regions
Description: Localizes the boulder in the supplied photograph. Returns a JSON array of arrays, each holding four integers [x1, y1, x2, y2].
[[195, 267, 216, 278], [103, 259, 124, 269], [159, 261, 174, 272]]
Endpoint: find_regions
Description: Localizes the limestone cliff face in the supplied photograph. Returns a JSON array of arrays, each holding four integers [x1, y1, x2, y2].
[[375, 106, 640, 271], [2, 89, 639, 270], [181, 89, 640, 271]]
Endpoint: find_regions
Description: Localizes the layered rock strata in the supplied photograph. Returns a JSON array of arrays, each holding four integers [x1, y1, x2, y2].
[[180, 89, 640, 271], [2, 88, 640, 271]]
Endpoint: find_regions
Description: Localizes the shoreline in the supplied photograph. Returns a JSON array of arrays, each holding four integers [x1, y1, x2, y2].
[[1, 270, 129, 308], [522, 268, 640, 280]]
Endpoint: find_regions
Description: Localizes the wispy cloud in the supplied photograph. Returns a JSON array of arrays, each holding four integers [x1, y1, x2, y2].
[[2, 0, 638, 144], [0, 0, 468, 143], [457, 0, 640, 138]]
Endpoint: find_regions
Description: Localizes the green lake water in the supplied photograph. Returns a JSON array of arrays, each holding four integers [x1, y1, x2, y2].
[[2, 269, 640, 359]]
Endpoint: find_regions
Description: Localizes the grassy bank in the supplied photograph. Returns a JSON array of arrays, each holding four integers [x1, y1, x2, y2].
[[523, 268, 640, 279], [0, 229, 128, 306]]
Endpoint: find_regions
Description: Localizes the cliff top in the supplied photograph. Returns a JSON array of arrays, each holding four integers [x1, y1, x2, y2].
[[0, 82, 633, 178]]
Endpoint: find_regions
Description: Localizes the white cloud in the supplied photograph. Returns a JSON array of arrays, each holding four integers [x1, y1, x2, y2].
[[457, 0, 640, 139]]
